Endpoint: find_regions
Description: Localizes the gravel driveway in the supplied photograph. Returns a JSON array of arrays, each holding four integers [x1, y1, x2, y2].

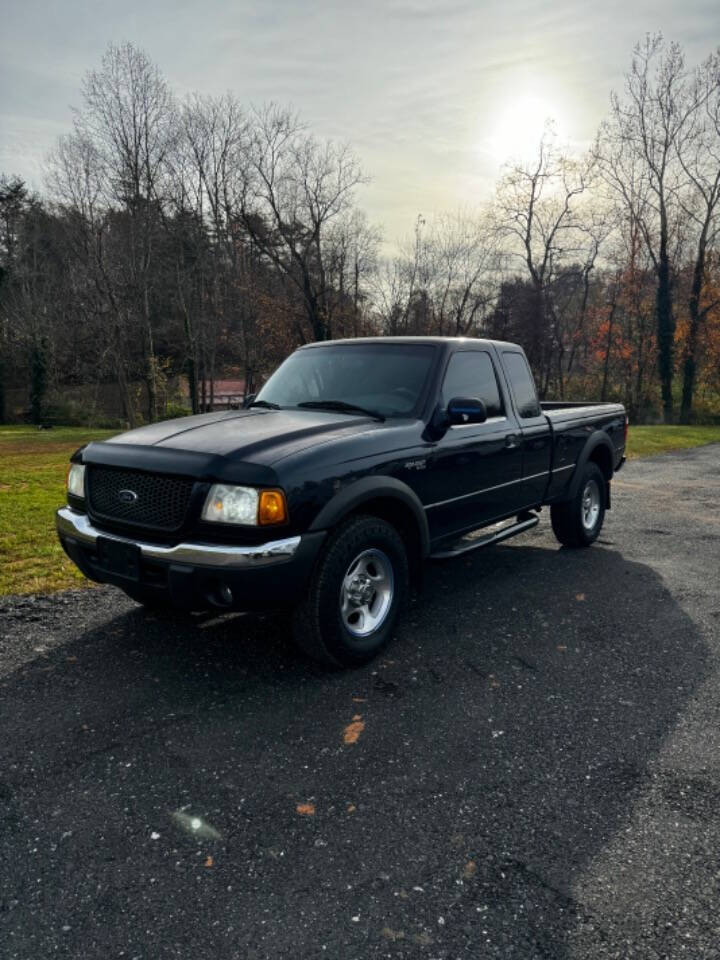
[[2, 445, 719, 959]]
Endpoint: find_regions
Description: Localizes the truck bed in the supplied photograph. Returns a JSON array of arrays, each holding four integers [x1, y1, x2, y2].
[[542, 400, 624, 416]]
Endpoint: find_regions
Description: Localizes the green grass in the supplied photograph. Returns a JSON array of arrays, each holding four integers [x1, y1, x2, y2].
[[627, 424, 720, 460], [0, 425, 114, 596], [1, 421, 720, 597]]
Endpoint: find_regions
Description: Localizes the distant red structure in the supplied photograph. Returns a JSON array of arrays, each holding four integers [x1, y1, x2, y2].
[[187, 379, 247, 410]]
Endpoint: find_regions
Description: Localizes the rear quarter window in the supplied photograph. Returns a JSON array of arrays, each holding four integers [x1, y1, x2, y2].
[[503, 352, 541, 418]]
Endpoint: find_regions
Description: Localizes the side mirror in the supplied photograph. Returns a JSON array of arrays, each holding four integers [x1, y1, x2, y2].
[[243, 393, 256, 409], [447, 396, 487, 425]]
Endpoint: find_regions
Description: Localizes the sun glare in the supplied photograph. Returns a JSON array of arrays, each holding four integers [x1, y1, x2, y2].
[[484, 95, 566, 163]]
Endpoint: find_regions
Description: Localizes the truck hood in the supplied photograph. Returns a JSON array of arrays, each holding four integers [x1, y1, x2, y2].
[[99, 407, 384, 463]]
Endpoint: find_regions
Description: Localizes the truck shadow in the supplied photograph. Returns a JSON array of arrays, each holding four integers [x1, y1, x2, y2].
[[0, 539, 708, 959]]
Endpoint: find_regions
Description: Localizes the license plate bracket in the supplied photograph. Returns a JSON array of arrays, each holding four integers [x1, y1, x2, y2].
[[96, 537, 141, 582]]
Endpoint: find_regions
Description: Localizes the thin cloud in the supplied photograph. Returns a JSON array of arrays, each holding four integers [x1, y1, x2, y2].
[[0, 0, 715, 240]]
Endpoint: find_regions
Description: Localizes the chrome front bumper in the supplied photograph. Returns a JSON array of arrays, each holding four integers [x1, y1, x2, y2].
[[56, 507, 301, 568]]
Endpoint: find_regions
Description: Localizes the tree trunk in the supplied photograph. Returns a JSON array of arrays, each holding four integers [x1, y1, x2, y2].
[[185, 353, 198, 415], [656, 216, 675, 423], [182, 308, 198, 415], [0, 329, 6, 424], [115, 356, 135, 429], [29, 340, 48, 425], [302, 266, 327, 341], [145, 308, 158, 423], [600, 301, 617, 402], [556, 344, 565, 400], [680, 228, 708, 425]]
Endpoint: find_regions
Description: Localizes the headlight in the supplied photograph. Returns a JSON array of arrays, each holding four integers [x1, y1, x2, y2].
[[67, 463, 86, 499], [201, 485, 288, 526]]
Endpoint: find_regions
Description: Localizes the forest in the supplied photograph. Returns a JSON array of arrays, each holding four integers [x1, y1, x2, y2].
[[1, 34, 719, 428]]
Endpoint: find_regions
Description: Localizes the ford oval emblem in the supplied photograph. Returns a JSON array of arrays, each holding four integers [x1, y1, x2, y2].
[[118, 489, 139, 504]]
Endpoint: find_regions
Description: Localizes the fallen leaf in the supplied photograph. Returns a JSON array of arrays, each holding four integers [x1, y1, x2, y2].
[[576, 593, 586, 601], [344, 717, 365, 745], [347, 804, 356, 813], [204, 855, 214, 868], [462, 860, 477, 880], [66, 656, 77, 663], [557, 644, 567, 652], [352, 697, 366, 703], [296, 802, 316, 816]]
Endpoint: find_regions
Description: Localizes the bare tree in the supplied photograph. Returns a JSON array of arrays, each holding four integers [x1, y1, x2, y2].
[[423, 211, 500, 336], [324, 209, 381, 337], [0, 176, 29, 421], [236, 104, 368, 341], [494, 125, 591, 396], [373, 210, 499, 339], [47, 131, 138, 425], [677, 51, 720, 422], [170, 92, 248, 410], [596, 34, 711, 422], [78, 42, 177, 420]]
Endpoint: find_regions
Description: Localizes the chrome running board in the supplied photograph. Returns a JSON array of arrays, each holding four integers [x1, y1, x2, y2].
[[430, 514, 539, 560]]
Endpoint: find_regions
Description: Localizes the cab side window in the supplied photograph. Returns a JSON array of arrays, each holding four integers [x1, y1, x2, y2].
[[503, 352, 541, 418], [440, 351, 504, 417]]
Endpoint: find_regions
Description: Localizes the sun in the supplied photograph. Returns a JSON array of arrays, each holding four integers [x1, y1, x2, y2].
[[484, 94, 565, 163]]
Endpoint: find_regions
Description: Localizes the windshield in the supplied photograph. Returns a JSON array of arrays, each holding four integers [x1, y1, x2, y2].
[[255, 343, 437, 418]]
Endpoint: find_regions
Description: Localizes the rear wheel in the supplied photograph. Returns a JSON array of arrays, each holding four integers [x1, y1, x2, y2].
[[551, 462, 606, 547], [292, 514, 409, 667]]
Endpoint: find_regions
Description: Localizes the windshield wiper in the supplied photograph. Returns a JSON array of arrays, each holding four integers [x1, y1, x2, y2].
[[248, 399, 281, 410], [296, 400, 385, 422]]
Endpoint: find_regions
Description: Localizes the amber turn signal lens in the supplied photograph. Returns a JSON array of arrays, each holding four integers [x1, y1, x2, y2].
[[258, 489, 288, 525]]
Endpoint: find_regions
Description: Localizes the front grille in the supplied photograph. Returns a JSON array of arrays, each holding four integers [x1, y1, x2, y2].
[[87, 466, 195, 532]]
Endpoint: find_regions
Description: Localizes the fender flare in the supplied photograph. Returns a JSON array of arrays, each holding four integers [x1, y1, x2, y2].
[[309, 476, 431, 557], [567, 431, 616, 501]]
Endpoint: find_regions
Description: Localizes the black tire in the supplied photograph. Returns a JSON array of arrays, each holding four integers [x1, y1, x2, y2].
[[292, 514, 409, 668], [550, 462, 606, 548]]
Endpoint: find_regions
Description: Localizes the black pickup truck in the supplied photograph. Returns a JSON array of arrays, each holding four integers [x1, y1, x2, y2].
[[57, 337, 626, 666]]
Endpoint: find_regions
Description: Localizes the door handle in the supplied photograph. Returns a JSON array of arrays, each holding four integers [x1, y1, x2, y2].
[[505, 434, 520, 449]]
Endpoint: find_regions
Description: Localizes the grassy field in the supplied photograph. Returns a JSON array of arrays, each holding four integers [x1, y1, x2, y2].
[[1, 422, 720, 597], [626, 424, 720, 459], [0, 426, 113, 596]]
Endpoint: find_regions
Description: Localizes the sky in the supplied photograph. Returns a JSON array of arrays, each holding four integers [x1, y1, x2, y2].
[[1, 0, 717, 246]]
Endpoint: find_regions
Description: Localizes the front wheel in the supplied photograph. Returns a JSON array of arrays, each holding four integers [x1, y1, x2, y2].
[[292, 515, 409, 667], [551, 463, 606, 547]]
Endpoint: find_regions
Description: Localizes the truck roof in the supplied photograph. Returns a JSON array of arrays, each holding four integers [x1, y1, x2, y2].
[[299, 336, 522, 351]]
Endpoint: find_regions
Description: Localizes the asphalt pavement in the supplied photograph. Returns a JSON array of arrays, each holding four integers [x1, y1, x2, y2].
[[2, 445, 720, 959]]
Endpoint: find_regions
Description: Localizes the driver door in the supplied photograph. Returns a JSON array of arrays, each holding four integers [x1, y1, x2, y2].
[[424, 350, 523, 541]]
